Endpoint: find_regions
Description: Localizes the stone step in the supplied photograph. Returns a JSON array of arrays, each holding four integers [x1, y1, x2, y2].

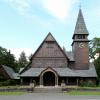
[[34, 87, 62, 93]]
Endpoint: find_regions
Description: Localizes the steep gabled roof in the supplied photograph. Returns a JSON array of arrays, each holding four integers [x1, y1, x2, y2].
[[31, 32, 69, 60], [73, 9, 89, 39], [45, 32, 56, 41], [65, 51, 75, 61], [20, 32, 69, 74], [2, 65, 19, 79]]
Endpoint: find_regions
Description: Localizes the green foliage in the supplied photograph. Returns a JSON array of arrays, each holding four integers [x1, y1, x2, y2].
[[94, 56, 100, 78], [89, 37, 100, 59], [0, 46, 18, 71], [80, 80, 85, 87], [80, 80, 96, 87], [0, 46, 30, 72], [28, 53, 33, 61], [17, 51, 28, 70], [0, 80, 17, 86], [86, 80, 96, 87], [89, 37, 100, 79], [98, 83, 100, 87]]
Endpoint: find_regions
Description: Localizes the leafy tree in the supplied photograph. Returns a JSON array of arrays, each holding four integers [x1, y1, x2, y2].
[[18, 51, 28, 69], [0, 46, 17, 71], [28, 53, 33, 61], [94, 56, 100, 78], [89, 37, 100, 59], [0, 46, 7, 63], [89, 37, 100, 78]]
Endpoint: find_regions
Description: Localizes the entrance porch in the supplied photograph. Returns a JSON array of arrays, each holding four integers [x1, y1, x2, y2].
[[20, 67, 81, 86], [40, 68, 58, 86], [20, 77, 79, 86]]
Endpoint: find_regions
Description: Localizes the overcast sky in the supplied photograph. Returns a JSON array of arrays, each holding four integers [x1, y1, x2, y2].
[[0, 0, 100, 59]]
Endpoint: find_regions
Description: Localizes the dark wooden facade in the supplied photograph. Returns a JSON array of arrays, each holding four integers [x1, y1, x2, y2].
[[31, 34, 68, 68], [19, 9, 97, 86]]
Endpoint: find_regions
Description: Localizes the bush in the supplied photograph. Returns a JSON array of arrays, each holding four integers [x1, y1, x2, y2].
[[80, 80, 85, 87], [87, 80, 96, 87], [98, 81, 100, 87], [80, 80, 96, 87], [0, 80, 17, 86]]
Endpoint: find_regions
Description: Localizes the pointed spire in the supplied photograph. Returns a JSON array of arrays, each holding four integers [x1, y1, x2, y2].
[[45, 32, 55, 41], [73, 9, 89, 39]]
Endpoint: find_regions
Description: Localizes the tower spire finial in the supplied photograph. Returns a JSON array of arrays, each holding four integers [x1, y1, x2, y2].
[[79, 0, 82, 9], [79, 4, 81, 9]]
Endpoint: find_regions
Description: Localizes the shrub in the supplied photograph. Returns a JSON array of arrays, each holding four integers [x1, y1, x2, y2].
[[80, 80, 96, 87], [0, 80, 17, 86], [80, 80, 86, 87], [87, 80, 96, 87]]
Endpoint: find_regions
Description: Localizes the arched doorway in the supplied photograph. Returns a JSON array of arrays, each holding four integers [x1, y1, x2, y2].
[[43, 71, 55, 86]]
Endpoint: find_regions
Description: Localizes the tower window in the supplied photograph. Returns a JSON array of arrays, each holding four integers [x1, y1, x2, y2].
[[77, 35, 85, 39]]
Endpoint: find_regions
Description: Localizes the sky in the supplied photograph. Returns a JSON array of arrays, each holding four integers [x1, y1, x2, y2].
[[0, 0, 100, 59]]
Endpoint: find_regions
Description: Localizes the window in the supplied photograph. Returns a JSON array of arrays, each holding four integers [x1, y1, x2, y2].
[[77, 35, 85, 39], [46, 42, 54, 48]]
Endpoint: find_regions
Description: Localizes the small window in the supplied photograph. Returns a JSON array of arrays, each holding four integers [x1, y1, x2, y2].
[[82, 35, 86, 39], [46, 42, 54, 48], [77, 35, 85, 39]]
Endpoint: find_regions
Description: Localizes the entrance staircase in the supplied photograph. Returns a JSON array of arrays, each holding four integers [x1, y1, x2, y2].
[[34, 86, 62, 93]]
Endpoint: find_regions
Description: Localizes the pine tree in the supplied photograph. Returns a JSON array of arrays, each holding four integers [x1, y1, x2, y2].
[[18, 51, 28, 69]]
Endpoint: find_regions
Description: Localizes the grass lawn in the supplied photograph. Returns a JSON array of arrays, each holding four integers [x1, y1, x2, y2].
[[79, 86, 100, 89], [0, 92, 26, 96], [67, 91, 100, 95]]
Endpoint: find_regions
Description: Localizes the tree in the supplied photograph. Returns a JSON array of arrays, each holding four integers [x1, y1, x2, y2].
[[89, 37, 100, 78], [28, 53, 33, 61], [0, 46, 17, 71], [18, 51, 28, 69], [63, 46, 66, 53], [89, 37, 100, 59], [94, 56, 100, 78], [0, 46, 7, 64]]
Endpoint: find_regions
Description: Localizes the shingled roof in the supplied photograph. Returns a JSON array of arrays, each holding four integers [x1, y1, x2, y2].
[[72, 9, 89, 39], [74, 9, 89, 35], [2, 65, 19, 79], [20, 63, 97, 77], [65, 51, 75, 61]]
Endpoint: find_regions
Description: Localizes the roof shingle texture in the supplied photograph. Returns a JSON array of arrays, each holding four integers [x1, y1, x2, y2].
[[20, 63, 97, 77]]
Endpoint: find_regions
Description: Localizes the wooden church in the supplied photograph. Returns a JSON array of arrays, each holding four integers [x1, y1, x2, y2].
[[19, 9, 97, 86]]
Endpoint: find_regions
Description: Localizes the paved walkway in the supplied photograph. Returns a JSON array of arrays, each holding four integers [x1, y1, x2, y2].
[[0, 93, 100, 100]]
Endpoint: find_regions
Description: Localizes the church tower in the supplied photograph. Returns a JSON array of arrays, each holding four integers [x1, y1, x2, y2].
[[72, 9, 90, 69]]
